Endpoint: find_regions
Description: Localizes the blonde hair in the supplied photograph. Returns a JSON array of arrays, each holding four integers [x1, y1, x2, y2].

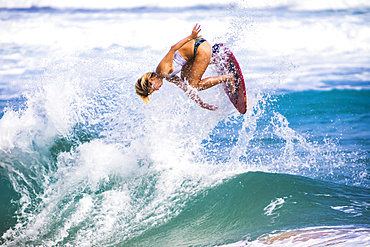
[[135, 72, 155, 104]]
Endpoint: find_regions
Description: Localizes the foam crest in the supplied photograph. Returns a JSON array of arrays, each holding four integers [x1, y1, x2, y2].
[[0, 63, 85, 152], [59, 140, 136, 188]]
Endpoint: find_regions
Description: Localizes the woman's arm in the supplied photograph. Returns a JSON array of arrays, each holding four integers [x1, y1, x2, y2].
[[167, 76, 218, 111], [171, 23, 201, 51], [156, 24, 202, 76]]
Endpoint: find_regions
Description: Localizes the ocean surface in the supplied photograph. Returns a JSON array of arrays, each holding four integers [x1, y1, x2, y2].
[[0, 0, 369, 246]]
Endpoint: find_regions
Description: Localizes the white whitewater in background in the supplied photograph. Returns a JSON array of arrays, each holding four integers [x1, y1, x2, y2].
[[0, 0, 369, 97], [1, 0, 369, 10]]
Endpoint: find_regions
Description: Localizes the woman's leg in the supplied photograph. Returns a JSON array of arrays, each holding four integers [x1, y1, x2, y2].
[[182, 42, 233, 91]]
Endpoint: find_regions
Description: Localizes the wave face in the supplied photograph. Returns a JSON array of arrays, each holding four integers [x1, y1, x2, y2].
[[0, 1, 369, 246], [124, 172, 370, 246]]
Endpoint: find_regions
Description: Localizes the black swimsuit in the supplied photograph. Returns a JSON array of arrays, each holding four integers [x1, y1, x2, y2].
[[193, 37, 207, 59]]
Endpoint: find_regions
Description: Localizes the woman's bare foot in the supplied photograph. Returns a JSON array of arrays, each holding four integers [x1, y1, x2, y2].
[[225, 73, 237, 94], [210, 53, 221, 65]]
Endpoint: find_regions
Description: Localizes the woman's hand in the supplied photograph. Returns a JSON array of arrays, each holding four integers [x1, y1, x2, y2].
[[200, 102, 218, 111], [190, 23, 202, 39]]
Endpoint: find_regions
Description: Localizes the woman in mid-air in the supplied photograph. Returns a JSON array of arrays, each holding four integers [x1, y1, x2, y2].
[[135, 24, 233, 111]]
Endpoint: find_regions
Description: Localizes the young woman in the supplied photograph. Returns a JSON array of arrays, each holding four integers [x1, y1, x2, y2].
[[135, 24, 233, 111]]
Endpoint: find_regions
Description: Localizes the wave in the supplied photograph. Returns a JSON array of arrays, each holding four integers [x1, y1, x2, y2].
[[1, 0, 369, 11], [0, 0, 235, 11], [112, 172, 370, 246], [1, 166, 368, 246], [0, 80, 369, 246], [0, 72, 368, 245], [0, 4, 233, 14], [240, 0, 370, 11], [0, 77, 368, 246]]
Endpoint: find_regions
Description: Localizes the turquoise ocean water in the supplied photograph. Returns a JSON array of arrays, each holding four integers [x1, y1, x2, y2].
[[0, 1, 369, 246]]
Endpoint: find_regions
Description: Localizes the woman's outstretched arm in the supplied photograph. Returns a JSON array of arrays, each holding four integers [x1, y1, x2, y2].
[[156, 24, 202, 76], [167, 75, 218, 111], [171, 23, 201, 51]]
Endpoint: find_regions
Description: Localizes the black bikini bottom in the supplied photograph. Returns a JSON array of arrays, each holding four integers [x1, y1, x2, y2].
[[193, 37, 207, 59]]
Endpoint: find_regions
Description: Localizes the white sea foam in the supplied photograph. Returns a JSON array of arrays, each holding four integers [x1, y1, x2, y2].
[[1, 0, 369, 11], [264, 198, 285, 216], [0, 0, 235, 9]]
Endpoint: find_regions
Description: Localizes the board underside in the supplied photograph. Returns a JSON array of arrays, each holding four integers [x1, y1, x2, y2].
[[212, 43, 247, 114]]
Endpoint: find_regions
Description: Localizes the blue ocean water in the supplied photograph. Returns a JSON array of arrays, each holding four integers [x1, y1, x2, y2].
[[0, 0, 369, 246]]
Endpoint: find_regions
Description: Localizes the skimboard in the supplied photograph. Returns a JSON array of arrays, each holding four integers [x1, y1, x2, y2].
[[212, 43, 247, 114]]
